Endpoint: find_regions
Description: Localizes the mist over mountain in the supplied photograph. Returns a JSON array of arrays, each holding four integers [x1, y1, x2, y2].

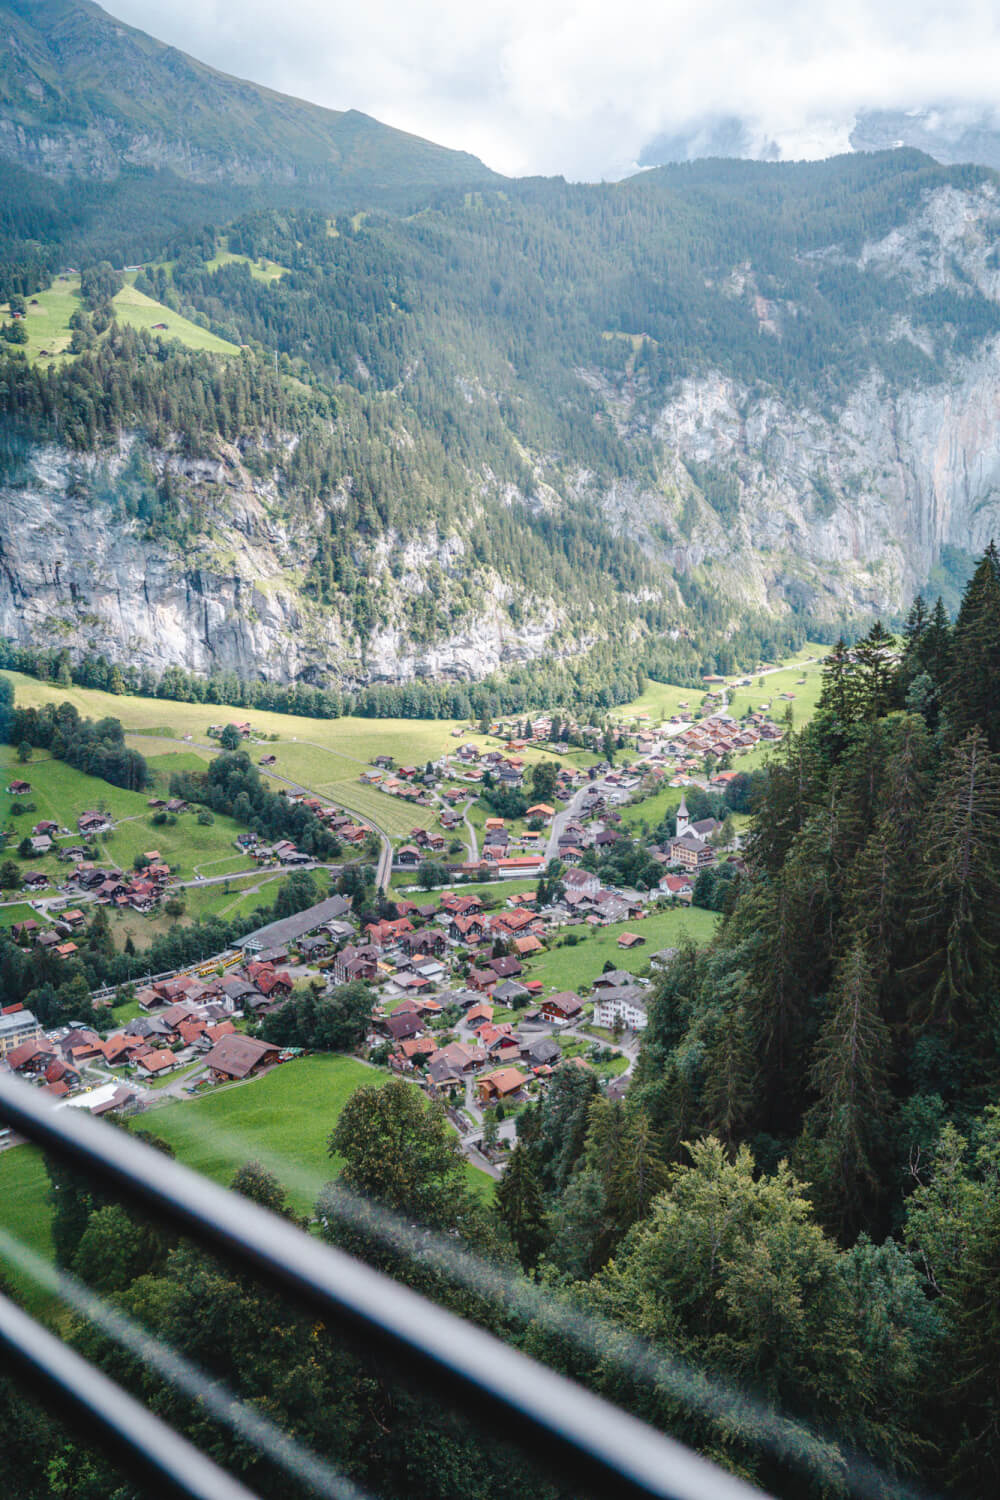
[[637, 103, 1000, 173]]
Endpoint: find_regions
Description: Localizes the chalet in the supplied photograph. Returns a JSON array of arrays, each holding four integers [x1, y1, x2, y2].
[[32, 820, 59, 837], [449, 914, 486, 944], [10, 919, 39, 944], [21, 872, 48, 890], [650, 948, 679, 972], [438, 1044, 483, 1079], [514, 934, 544, 957], [525, 804, 555, 823], [203, 1034, 280, 1082], [29, 835, 52, 855], [617, 931, 645, 949], [426, 1055, 464, 1093], [541, 991, 583, 1024], [478, 1067, 528, 1102], [7, 780, 31, 795], [77, 812, 112, 835], [522, 1036, 562, 1068], [136, 1050, 177, 1078], [493, 978, 530, 1006], [487, 955, 523, 979], [383, 1011, 423, 1042], [396, 845, 422, 867], [4, 1039, 54, 1074], [333, 944, 380, 983], [467, 967, 498, 993]]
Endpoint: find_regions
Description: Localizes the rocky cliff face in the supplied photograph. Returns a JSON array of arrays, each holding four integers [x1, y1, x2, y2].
[[0, 440, 569, 684]]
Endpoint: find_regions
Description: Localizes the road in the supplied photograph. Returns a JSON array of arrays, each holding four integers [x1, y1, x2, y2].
[[544, 782, 595, 864]]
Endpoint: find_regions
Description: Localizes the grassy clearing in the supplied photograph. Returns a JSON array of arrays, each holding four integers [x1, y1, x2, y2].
[[204, 249, 289, 283], [4, 275, 79, 359], [0, 1060, 491, 1300], [3, 276, 240, 363], [0, 1147, 55, 1316], [619, 784, 683, 834], [145, 1055, 491, 1212], [112, 282, 240, 354], [0, 901, 43, 927], [610, 679, 701, 726], [523, 908, 718, 992]]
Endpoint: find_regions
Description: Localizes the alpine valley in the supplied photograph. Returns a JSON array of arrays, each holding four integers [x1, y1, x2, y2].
[[3, 0, 1000, 696]]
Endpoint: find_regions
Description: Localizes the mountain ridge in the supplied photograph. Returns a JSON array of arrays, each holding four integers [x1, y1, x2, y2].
[[0, 0, 498, 191]]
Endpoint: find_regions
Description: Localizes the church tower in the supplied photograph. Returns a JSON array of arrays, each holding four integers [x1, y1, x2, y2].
[[676, 792, 690, 839]]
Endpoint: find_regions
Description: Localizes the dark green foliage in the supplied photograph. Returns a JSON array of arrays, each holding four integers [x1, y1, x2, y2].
[[8, 699, 148, 791], [260, 981, 374, 1053], [169, 751, 341, 859]]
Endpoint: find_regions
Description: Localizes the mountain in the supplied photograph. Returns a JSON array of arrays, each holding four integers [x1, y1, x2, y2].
[[3, 8, 1000, 699], [0, 0, 497, 193]]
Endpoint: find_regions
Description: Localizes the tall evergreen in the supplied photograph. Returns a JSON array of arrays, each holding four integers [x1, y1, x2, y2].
[[946, 542, 1000, 750], [496, 1143, 549, 1271], [802, 943, 892, 1240]]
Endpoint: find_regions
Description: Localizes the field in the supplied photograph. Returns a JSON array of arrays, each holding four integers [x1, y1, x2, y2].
[[203, 249, 289, 283], [2, 275, 239, 363], [610, 679, 704, 726], [0, 1057, 491, 1309], [0, 1147, 54, 1315], [523, 907, 719, 992], [619, 784, 683, 834], [0, 745, 251, 885], [112, 282, 240, 354]]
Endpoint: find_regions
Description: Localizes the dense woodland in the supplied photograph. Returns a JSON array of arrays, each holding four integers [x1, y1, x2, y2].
[[6, 550, 1000, 1499]]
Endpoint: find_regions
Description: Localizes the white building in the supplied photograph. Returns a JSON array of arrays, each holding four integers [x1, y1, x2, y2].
[[592, 985, 649, 1032]]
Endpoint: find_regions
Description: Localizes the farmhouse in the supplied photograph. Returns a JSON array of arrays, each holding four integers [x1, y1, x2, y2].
[[203, 1034, 280, 1082], [478, 1067, 529, 1102]]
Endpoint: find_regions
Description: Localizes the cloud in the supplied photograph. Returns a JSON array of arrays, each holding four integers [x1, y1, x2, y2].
[[103, 0, 1000, 179]]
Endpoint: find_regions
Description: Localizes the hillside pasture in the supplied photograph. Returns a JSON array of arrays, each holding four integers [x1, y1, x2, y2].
[[522, 907, 718, 992]]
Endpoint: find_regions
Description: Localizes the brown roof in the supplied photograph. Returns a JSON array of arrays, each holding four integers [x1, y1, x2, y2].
[[203, 1034, 279, 1079]]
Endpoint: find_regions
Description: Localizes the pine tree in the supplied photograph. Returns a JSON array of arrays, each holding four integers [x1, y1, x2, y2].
[[906, 728, 1000, 1035], [946, 543, 1000, 751], [496, 1142, 548, 1270], [804, 943, 892, 1240]]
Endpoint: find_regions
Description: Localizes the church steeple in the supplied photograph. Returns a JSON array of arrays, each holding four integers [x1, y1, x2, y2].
[[676, 792, 690, 838]]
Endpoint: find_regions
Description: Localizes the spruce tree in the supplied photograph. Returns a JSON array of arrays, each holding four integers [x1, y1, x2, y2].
[[906, 728, 1000, 1036], [803, 943, 892, 1240], [496, 1142, 548, 1270], [946, 542, 1000, 751]]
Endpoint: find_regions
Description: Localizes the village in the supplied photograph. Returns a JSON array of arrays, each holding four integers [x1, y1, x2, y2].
[[0, 660, 806, 1174]]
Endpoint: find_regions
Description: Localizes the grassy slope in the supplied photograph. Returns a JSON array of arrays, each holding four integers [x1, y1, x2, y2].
[[0, 1057, 491, 1306], [2, 275, 239, 364], [112, 282, 239, 354], [523, 908, 718, 992], [0, 745, 249, 885], [0, 1146, 54, 1316], [204, 250, 289, 283]]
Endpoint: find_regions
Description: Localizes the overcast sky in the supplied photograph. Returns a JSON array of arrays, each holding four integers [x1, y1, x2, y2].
[[107, 0, 1000, 180]]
